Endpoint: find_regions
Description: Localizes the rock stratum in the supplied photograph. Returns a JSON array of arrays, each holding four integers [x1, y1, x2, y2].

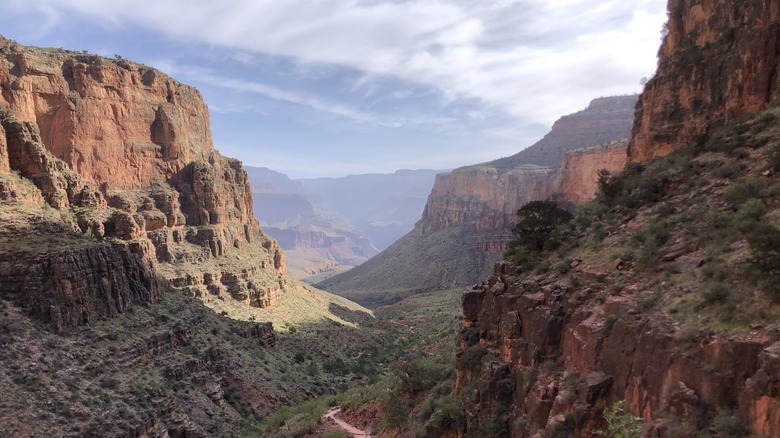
[[0, 37, 288, 329], [319, 98, 633, 305], [629, 0, 780, 162]]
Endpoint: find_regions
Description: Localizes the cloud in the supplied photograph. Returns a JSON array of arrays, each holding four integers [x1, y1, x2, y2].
[[19, 0, 667, 125]]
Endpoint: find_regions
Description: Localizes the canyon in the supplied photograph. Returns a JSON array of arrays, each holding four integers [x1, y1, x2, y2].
[[320, 97, 634, 305], [246, 165, 438, 280]]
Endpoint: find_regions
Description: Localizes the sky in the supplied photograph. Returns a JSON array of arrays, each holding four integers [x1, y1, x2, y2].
[[0, 0, 667, 178]]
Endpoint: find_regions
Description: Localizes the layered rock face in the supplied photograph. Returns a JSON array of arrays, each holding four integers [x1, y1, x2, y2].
[[266, 227, 376, 266], [0, 38, 211, 189], [0, 39, 286, 330], [417, 97, 635, 244], [629, 0, 780, 161], [457, 263, 780, 437], [555, 140, 628, 204], [489, 95, 636, 170], [417, 165, 557, 237]]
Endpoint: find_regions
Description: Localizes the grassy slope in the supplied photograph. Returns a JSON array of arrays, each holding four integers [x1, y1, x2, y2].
[[506, 107, 780, 335], [317, 226, 498, 306]]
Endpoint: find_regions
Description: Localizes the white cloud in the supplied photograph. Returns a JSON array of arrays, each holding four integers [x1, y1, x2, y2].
[[21, 0, 667, 125]]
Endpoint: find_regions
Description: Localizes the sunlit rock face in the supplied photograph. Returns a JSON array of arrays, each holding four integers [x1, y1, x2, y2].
[[0, 37, 288, 331]]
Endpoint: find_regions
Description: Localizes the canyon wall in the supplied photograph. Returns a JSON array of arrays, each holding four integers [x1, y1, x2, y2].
[[555, 140, 628, 205], [629, 0, 780, 161], [0, 38, 287, 330]]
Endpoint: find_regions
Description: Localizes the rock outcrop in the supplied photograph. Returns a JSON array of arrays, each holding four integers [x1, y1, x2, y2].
[[456, 263, 780, 437], [555, 140, 628, 205], [0, 38, 287, 331], [629, 0, 780, 161], [489, 95, 636, 170], [417, 165, 557, 237]]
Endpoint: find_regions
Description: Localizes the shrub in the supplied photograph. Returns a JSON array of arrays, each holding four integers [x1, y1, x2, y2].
[[725, 177, 763, 207], [429, 395, 463, 428], [596, 401, 642, 438], [456, 345, 487, 372], [711, 413, 751, 438], [748, 224, 780, 299], [769, 143, 780, 172], [702, 283, 730, 304], [510, 200, 573, 252], [395, 357, 450, 396]]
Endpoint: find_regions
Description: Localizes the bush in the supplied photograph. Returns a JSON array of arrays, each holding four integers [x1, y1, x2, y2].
[[596, 401, 642, 438], [510, 200, 573, 252], [703, 283, 730, 304], [429, 395, 463, 428], [725, 177, 763, 207], [769, 143, 780, 171], [395, 357, 450, 396], [748, 224, 780, 299], [711, 413, 751, 438], [456, 345, 487, 372]]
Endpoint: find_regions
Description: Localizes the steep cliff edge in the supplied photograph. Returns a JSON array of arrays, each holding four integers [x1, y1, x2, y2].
[[629, 0, 780, 162], [320, 99, 633, 304], [0, 38, 287, 325]]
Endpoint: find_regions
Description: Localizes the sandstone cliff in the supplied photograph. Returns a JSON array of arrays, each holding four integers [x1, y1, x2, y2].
[[0, 38, 287, 329], [555, 140, 628, 205], [490, 95, 635, 170], [629, 0, 780, 161]]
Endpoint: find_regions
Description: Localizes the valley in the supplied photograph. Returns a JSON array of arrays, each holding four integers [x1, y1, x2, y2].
[[1, 0, 780, 436]]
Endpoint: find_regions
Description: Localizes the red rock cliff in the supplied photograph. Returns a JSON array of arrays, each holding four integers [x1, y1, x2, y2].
[[556, 140, 628, 205], [0, 39, 287, 329], [418, 97, 635, 243], [417, 165, 557, 238], [629, 0, 780, 161]]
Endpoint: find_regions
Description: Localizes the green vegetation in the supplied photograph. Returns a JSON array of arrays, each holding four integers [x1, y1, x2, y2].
[[254, 288, 465, 437], [595, 401, 642, 438], [510, 199, 573, 252]]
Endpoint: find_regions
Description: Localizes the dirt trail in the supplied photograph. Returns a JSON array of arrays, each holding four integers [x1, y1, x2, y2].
[[323, 407, 372, 437]]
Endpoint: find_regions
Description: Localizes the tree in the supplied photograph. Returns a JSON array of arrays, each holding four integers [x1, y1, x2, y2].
[[511, 200, 573, 252]]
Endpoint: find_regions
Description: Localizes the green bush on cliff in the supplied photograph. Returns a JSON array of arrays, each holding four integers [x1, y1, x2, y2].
[[508, 199, 573, 253], [595, 401, 642, 438]]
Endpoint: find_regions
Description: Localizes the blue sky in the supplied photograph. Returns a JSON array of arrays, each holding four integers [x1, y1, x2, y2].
[[0, 0, 667, 178]]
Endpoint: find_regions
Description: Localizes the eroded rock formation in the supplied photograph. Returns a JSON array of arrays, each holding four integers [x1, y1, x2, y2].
[[555, 140, 628, 205], [456, 263, 780, 437], [0, 38, 287, 331], [629, 0, 780, 161]]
